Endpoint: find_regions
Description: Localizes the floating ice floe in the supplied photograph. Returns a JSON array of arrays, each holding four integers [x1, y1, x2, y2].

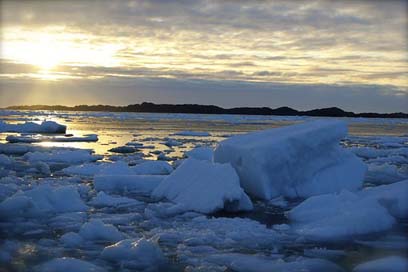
[[78, 219, 124, 242], [303, 247, 346, 260], [0, 120, 66, 134], [360, 179, 408, 218], [108, 146, 138, 153], [204, 254, 343, 272], [214, 120, 367, 199], [365, 163, 407, 185], [353, 256, 408, 272], [24, 149, 101, 164], [6, 134, 98, 143], [150, 216, 280, 249], [0, 154, 13, 166], [0, 143, 60, 155], [35, 257, 106, 272], [172, 131, 211, 137], [185, 146, 213, 161], [163, 138, 182, 147], [356, 234, 408, 250], [152, 159, 253, 214], [94, 175, 164, 194], [351, 146, 408, 160], [63, 160, 172, 176], [0, 185, 88, 218], [89, 191, 143, 207], [125, 141, 144, 147], [60, 232, 84, 248], [288, 190, 395, 241], [101, 238, 165, 270]]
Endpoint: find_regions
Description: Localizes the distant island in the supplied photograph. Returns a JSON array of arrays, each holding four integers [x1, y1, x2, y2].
[[5, 102, 408, 118]]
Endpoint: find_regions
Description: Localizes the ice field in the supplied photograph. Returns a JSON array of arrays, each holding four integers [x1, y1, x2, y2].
[[0, 110, 407, 272]]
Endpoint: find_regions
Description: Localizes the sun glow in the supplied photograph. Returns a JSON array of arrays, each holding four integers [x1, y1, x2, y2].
[[4, 33, 61, 71], [2, 27, 123, 79]]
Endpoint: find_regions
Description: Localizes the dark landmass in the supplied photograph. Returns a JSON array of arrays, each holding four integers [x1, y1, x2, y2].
[[5, 102, 408, 118]]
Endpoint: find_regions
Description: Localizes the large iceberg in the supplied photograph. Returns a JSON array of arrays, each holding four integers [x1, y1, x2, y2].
[[214, 120, 367, 199], [152, 159, 253, 214]]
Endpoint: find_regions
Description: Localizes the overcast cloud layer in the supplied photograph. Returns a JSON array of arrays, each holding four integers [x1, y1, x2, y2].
[[0, 0, 407, 112]]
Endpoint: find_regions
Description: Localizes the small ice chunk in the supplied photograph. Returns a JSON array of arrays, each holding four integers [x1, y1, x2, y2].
[[0, 185, 88, 218], [360, 179, 408, 218], [356, 234, 408, 250], [64, 160, 172, 176], [0, 154, 12, 166], [173, 131, 211, 137], [0, 120, 66, 134], [63, 161, 133, 176], [6, 134, 98, 143], [206, 254, 343, 272], [303, 247, 346, 260], [185, 147, 213, 161], [89, 191, 142, 207], [79, 219, 124, 242], [152, 159, 253, 214], [94, 175, 164, 194], [25, 150, 101, 164], [108, 146, 137, 153], [60, 232, 84, 247], [288, 191, 395, 241], [163, 138, 182, 147], [365, 163, 407, 185], [126, 141, 144, 147], [157, 152, 173, 161], [101, 238, 165, 269], [214, 120, 366, 199], [132, 160, 173, 175], [36, 257, 106, 272], [353, 256, 408, 272]]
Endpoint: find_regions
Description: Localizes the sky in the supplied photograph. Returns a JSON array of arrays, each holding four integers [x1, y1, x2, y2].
[[0, 0, 407, 113]]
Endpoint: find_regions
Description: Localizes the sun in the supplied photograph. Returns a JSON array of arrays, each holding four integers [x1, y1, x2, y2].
[[25, 39, 61, 71], [4, 33, 61, 72], [35, 53, 59, 70]]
